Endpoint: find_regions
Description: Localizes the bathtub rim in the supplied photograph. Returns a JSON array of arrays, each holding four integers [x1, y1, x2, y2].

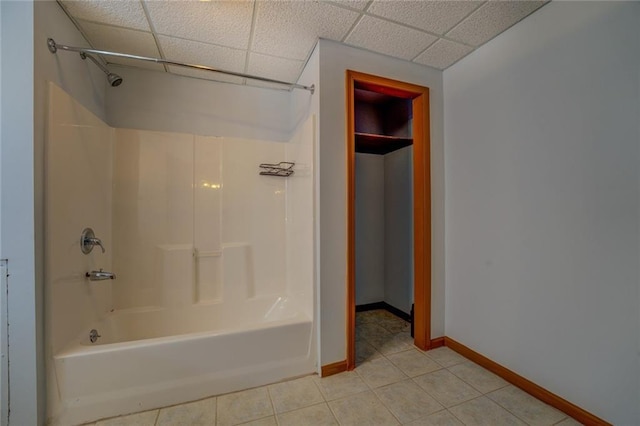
[[56, 307, 311, 358]]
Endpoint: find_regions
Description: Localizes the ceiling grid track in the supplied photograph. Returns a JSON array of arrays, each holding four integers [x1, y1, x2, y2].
[[242, 0, 259, 85], [139, 0, 169, 73], [55, 0, 108, 68], [443, 0, 488, 41], [339, 1, 372, 43]]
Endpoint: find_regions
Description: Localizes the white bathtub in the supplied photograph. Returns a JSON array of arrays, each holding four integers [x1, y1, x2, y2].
[[51, 296, 314, 426]]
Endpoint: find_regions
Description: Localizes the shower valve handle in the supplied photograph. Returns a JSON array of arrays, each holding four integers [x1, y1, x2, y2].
[[81, 228, 106, 254], [85, 237, 105, 253]]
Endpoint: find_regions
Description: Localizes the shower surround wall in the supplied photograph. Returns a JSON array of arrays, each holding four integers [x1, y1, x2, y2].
[[45, 83, 114, 357], [45, 83, 315, 425], [112, 130, 288, 309]]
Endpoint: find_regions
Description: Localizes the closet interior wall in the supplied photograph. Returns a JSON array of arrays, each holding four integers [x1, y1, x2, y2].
[[354, 91, 414, 316]]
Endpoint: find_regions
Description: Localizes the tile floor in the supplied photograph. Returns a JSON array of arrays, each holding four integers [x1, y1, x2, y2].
[[85, 310, 582, 426]]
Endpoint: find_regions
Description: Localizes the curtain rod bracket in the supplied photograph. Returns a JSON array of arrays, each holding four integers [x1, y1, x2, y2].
[[47, 38, 57, 54]]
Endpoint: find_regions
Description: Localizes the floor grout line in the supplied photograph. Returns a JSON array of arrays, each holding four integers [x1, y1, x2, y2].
[[265, 385, 277, 426], [214, 397, 218, 426]]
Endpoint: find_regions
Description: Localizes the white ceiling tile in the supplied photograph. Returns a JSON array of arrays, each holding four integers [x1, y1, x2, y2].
[[247, 53, 304, 85], [159, 35, 245, 84], [61, 0, 150, 31], [158, 35, 246, 76], [78, 21, 163, 71], [414, 38, 474, 69], [144, 0, 254, 50], [447, 1, 546, 46], [326, 0, 371, 11], [368, 0, 481, 35], [245, 80, 293, 91], [252, 1, 360, 60], [345, 15, 437, 60], [166, 65, 244, 85]]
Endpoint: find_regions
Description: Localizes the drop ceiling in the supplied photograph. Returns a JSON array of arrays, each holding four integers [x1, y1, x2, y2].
[[58, 0, 547, 89]]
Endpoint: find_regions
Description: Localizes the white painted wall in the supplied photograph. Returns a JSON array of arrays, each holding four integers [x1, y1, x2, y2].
[[0, 261, 7, 426], [355, 153, 385, 306], [355, 147, 414, 314], [0, 0, 2, 256], [106, 67, 292, 142], [384, 146, 413, 314], [317, 39, 444, 365], [0, 2, 39, 424], [444, 2, 640, 424], [0, 6, 4, 423]]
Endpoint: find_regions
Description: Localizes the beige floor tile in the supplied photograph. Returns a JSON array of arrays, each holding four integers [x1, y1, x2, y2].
[[217, 387, 273, 426], [360, 309, 396, 321], [355, 310, 381, 324], [380, 310, 403, 320], [277, 403, 338, 426], [356, 340, 383, 364], [423, 347, 467, 367], [390, 333, 415, 354], [554, 417, 584, 425], [237, 416, 277, 426], [328, 390, 399, 425], [413, 369, 481, 407], [487, 385, 567, 426], [95, 410, 158, 426], [374, 379, 443, 423], [314, 370, 369, 401], [378, 316, 411, 334], [405, 410, 464, 425], [387, 349, 442, 377], [449, 396, 527, 426], [448, 362, 508, 393], [156, 397, 216, 425], [368, 332, 414, 355], [355, 356, 408, 388], [268, 376, 324, 414], [356, 322, 391, 341]]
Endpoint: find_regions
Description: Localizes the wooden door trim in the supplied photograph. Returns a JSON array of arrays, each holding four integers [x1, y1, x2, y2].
[[346, 70, 431, 370]]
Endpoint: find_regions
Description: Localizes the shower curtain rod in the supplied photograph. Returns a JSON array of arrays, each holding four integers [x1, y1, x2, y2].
[[47, 38, 315, 94]]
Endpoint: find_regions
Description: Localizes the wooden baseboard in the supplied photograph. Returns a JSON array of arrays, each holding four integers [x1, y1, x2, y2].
[[355, 302, 386, 312], [355, 302, 411, 322], [321, 360, 348, 377], [443, 337, 611, 426], [429, 336, 445, 349]]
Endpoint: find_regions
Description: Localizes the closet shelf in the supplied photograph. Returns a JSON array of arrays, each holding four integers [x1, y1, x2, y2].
[[355, 132, 413, 155], [355, 132, 411, 141]]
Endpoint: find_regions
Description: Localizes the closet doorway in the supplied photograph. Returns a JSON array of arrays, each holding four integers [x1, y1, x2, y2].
[[346, 70, 431, 370]]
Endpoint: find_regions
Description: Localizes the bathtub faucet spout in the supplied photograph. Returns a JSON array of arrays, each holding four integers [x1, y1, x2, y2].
[[86, 269, 116, 281]]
